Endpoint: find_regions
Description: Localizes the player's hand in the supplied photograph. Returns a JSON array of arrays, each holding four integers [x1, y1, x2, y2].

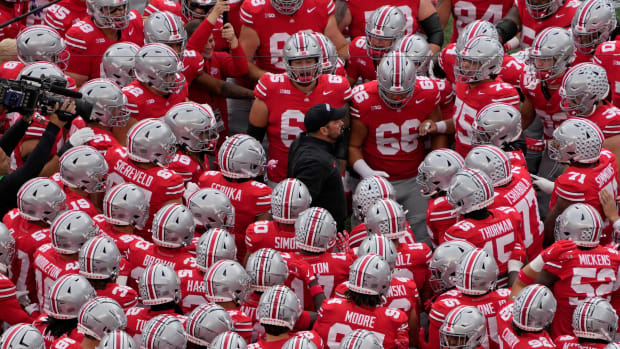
[[599, 189, 620, 223], [510, 242, 527, 264], [530, 174, 554, 195], [24, 303, 39, 316], [335, 231, 350, 253], [541, 240, 577, 263], [69, 127, 96, 146], [208, 0, 229, 24], [419, 120, 437, 136], [221, 23, 239, 49]]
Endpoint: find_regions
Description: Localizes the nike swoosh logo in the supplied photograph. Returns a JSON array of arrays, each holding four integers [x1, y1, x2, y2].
[[555, 13, 565, 18], [323, 91, 333, 95], [477, 91, 485, 95], [307, 7, 316, 13], [416, 99, 424, 104]]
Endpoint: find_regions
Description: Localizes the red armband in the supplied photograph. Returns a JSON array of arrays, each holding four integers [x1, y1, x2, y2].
[[309, 284, 324, 297], [517, 270, 535, 285]]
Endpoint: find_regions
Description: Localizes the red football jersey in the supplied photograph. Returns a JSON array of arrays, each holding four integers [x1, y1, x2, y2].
[[144, 0, 182, 18], [574, 103, 620, 139], [245, 220, 297, 254], [449, 0, 512, 43], [0, 61, 24, 80], [49, 172, 99, 217], [497, 302, 556, 349], [393, 242, 432, 296], [240, 0, 333, 73], [550, 149, 618, 242], [0, 273, 35, 325], [125, 307, 185, 345], [93, 214, 144, 258], [248, 331, 324, 349], [34, 243, 80, 311], [280, 252, 319, 310], [96, 282, 138, 310], [255, 73, 352, 183], [345, 0, 419, 39], [346, 36, 377, 83], [313, 298, 409, 349], [555, 335, 608, 349], [334, 276, 420, 315], [351, 78, 440, 180], [426, 195, 457, 248], [65, 11, 144, 79], [126, 239, 195, 289], [452, 79, 520, 157], [4, 209, 50, 305], [515, 0, 580, 48], [182, 49, 205, 84], [506, 149, 528, 169], [492, 166, 543, 259], [594, 41, 620, 107], [177, 268, 207, 314], [293, 250, 355, 302], [43, 0, 87, 33], [168, 151, 205, 184], [69, 118, 121, 155], [0, 3, 25, 41], [228, 308, 253, 344], [348, 222, 417, 249], [543, 243, 620, 338], [442, 207, 524, 285], [519, 71, 567, 140], [122, 80, 189, 122], [105, 146, 185, 239], [34, 314, 81, 349], [50, 335, 83, 349]]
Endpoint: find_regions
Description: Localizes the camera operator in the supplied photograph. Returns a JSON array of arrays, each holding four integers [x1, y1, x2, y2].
[[0, 99, 75, 218]]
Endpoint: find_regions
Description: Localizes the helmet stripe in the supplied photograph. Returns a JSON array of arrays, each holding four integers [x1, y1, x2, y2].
[[374, 7, 392, 33], [1, 324, 24, 349], [223, 332, 233, 349], [83, 237, 101, 275], [470, 170, 492, 202], [270, 286, 283, 320], [158, 204, 180, 243], [519, 284, 543, 326], [383, 200, 398, 235], [256, 250, 270, 287], [376, 235, 385, 256], [104, 184, 125, 221], [468, 21, 483, 41], [297, 32, 306, 52], [207, 229, 222, 267], [205, 261, 220, 297], [305, 208, 323, 247], [283, 179, 295, 221], [464, 250, 483, 291], [577, 0, 595, 27], [533, 28, 551, 50], [164, 12, 180, 38], [375, 177, 389, 198], [146, 265, 158, 301], [220, 135, 242, 174], [393, 51, 402, 89], [355, 255, 373, 288], [584, 204, 601, 242], [444, 305, 466, 331], [49, 276, 68, 315]]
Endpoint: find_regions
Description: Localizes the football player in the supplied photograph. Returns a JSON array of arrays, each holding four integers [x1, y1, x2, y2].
[[198, 134, 272, 259], [497, 285, 556, 349], [440, 168, 525, 287], [105, 119, 185, 239], [348, 175, 397, 245], [247, 32, 352, 184], [555, 297, 618, 348], [97, 330, 137, 349], [245, 178, 312, 255], [78, 236, 138, 310], [426, 240, 475, 301], [346, 6, 406, 85], [34, 210, 99, 310], [100, 42, 140, 88], [0, 0, 26, 41], [64, 0, 144, 87], [349, 50, 444, 243], [465, 145, 543, 259], [0, 324, 46, 348], [436, 0, 513, 43], [339, 330, 383, 349], [313, 255, 409, 349], [140, 315, 187, 349], [238, 0, 347, 81], [312, 32, 346, 77], [594, 37, 620, 108], [211, 332, 248, 349], [44, 0, 87, 34], [0, 226, 36, 324], [187, 188, 236, 234], [417, 149, 464, 247], [185, 303, 234, 347], [571, 0, 618, 64], [439, 306, 488, 349]]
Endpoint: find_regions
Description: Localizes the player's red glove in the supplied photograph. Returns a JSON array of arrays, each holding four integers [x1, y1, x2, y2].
[[510, 242, 527, 264], [541, 240, 577, 263], [335, 231, 350, 253]]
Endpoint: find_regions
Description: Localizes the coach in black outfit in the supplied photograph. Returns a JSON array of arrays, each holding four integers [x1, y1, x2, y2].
[[288, 103, 347, 231]]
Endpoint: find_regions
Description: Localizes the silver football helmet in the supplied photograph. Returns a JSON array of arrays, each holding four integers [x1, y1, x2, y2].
[[573, 297, 619, 341], [164, 102, 219, 152], [135, 43, 185, 94], [472, 103, 522, 147], [46, 274, 97, 319], [283, 32, 323, 84], [395, 34, 431, 76], [80, 79, 130, 127], [195, 228, 237, 272], [446, 168, 494, 215], [417, 149, 465, 197], [258, 285, 302, 329], [245, 248, 289, 292], [456, 36, 504, 83], [429, 241, 476, 294], [186, 303, 233, 346], [217, 134, 266, 179], [365, 6, 406, 60], [365, 198, 407, 240], [525, 0, 564, 19], [60, 145, 109, 193], [606, 344, 620, 349], [572, 0, 617, 54], [103, 183, 150, 229], [455, 20, 499, 51], [182, 0, 215, 21], [283, 336, 317, 349], [465, 145, 513, 187], [295, 207, 337, 253], [141, 315, 187, 349], [78, 297, 127, 340], [127, 118, 178, 166], [97, 330, 137, 349], [347, 254, 392, 297], [0, 324, 45, 349], [144, 11, 187, 55], [377, 50, 417, 109], [555, 203, 603, 247], [339, 330, 382, 349], [50, 210, 100, 254], [548, 118, 603, 164], [270, 0, 302, 15], [311, 32, 338, 75], [439, 306, 487, 349], [138, 263, 182, 306], [187, 188, 235, 230], [101, 42, 139, 87], [17, 177, 66, 223], [353, 175, 396, 221], [86, 0, 130, 29], [211, 332, 247, 349], [151, 203, 195, 248], [512, 284, 557, 332], [357, 234, 398, 270], [271, 178, 312, 224], [204, 260, 251, 305], [79, 236, 122, 280], [455, 248, 499, 296], [529, 27, 575, 81], [0, 223, 15, 270], [16, 25, 69, 70], [559, 63, 610, 117], [18, 62, 67, 88]]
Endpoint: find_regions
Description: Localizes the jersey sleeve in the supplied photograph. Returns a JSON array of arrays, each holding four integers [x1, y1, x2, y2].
[[64, 22, 93, 77], [440, 224, 467, 244], [157, 169, 185, 200], [332, 75, 353, 101], [252, 183, 272, 211], [109, 285, 138, 309], [553, 173, 587, 203], [239, 0, 260, 27], [43, 4, 69, 31], [428, 296, 461, 349], [254, 73, 274, 101], [489, 82, 520, 107]]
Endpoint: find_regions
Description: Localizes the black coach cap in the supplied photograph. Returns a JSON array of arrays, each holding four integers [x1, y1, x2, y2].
[[304, 103, 347, 133]]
